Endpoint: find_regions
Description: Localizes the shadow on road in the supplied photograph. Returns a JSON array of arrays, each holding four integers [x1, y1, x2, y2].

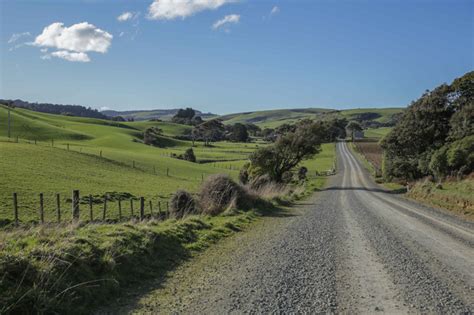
[[323, 186, 407, 195]]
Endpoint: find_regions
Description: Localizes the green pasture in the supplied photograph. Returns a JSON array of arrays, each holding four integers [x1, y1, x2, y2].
[[0, 105, 335, 223]]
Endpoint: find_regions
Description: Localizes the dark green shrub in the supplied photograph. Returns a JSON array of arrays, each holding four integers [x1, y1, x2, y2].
[[170, 190, 197, 219], [183, 148, 196, 163]]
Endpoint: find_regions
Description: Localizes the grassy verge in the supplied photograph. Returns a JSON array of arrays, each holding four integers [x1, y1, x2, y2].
[[349, 141, 473, 218], [407, 177, 474, 220], [0, 208, 266, 314]]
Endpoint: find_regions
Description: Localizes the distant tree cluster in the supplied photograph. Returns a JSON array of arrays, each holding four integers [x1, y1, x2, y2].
[[171, 148, 197, 163], [243, 119, 337, 182], [381, 71, 474, 182], [143, 127, 163, 146], [171, 107, 203, 125], [0, 99, 108, 119], [257, 118, 347, 143]]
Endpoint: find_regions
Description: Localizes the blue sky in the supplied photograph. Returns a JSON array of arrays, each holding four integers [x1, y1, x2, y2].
[[1, 0, 472, 114]]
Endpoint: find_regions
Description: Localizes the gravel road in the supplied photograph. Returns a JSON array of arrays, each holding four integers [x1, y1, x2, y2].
[[118, 142, 474, 314]]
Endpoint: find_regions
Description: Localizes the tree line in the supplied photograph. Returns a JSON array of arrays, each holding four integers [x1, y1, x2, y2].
[[381, 71, 473, 182], [1, 99, 108, 119]]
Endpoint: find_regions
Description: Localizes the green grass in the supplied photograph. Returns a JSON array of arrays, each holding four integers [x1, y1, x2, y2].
[[0, 105, 335, 223], [0, 210, 261, 313], [220, 107, 404, 129], [364, 127, 392, 139], [0, 105, 338, 313], [407, 178, 474, 220]]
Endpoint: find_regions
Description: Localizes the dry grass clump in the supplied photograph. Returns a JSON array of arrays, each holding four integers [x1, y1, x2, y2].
[[199, 174, 253, 215], [249, 174, 273, 190], [170, 190, 197, 218]]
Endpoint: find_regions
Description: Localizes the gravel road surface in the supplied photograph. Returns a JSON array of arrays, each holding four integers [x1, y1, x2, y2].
[[117, 142, 474, 314]]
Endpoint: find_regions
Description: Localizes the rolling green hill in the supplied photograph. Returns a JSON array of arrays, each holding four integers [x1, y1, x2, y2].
[[220, 107, 404, 129], [0, 105, 335, 222]]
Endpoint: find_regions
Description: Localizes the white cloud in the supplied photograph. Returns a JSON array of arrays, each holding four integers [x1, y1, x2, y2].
[[50, 50, 91, 62], [212, 14, 240, 30], [118, 11, 139, 22], [34, 22, 112, 53], [100, 106, 111, 111], [270, 6, 279, 16], [148, 0, 236, 20], [33, 22, 112, 62], [8, 32, 31, 44]]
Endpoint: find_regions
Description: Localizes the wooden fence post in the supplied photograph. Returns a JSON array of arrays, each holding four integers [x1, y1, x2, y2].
[[72, 190, 80, 221], [34, 139, 37, 145], [39, 193, 44, 224], [102, 195, 107, 221], [51, 139, 54, 147], [167, 168, 169, 176], [130, 199, 134, 217], [166, 201, 169, 218], [13, 193, 18, 225], [56, 193, 61, 223], [158, 201, 161, 216], [153, 166, 156, 175], [149, 200, 153, 216], [89, 194, 93, 221], [201, 174, 204, 182], [100, 150, 103, 158], [67, 143, 70, 151], [140, 197, 145, 221], [118, 198, 122, 220]]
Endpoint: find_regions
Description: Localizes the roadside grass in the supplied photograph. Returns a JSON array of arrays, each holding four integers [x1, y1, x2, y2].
[[0, 211, 261, 314], [407, 176, 474, 220]]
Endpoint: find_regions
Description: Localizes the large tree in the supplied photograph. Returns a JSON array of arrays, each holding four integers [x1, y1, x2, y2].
[[248, 120, 325, 182], [381, 71, 474, 181], [192, 119, 225, 146], [346, 121, 363, 142]]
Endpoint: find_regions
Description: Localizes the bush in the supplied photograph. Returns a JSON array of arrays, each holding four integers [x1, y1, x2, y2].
[[281, 171, 293, 183], [199, 174, 250, 215], [183, 148, 196, 163], [429, 147, 448, 179], [298, 166, 308, 181], [249, 174, 273, 190], [238, 168, 249, 185], [170, 190, 197, 219]]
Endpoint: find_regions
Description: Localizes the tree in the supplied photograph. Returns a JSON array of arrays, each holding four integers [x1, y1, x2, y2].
[[192, 119, 225, 146], [248, 120, 324, 182], [172, 107, 196, 125], [229, 123, 249, 142], [381, 71, 473, 181], [245, 123, 261, 137], [346, 121, 362, 142], [111, 116, 126, 121], [143, 127, 163, 145], [182, 148, 197, 162]]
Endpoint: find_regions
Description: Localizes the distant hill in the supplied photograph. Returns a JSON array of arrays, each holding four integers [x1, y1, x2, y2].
[[0, 99, 107, 119], [102, 109, 217, 121], [219, 107, 404, 129]]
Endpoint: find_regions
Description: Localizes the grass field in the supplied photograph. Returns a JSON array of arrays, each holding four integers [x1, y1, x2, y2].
[[220, 107, 403, 129], [0, 105, 335, 224], [364, 127, 392, 139]]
